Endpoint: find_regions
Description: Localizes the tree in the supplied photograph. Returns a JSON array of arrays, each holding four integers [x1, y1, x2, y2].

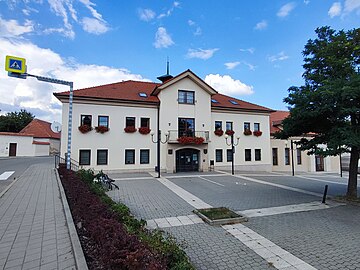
[[0, 109, 35, 133], [277, 26, 360, 199]]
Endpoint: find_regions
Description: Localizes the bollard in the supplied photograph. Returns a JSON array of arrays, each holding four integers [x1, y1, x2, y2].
[[322, 185, 328, 204]]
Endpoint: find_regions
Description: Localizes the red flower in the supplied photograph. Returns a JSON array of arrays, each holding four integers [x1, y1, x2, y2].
[[124, 126, 137, 133], [95, 126, 109, 134], [225, 130, 235, 136], [253, 130, 262, 137], [243, 129, 252, 136], [177, 136, 204, 145], [78, 125, 92, 134], [138, 127, 151, 135], [214, 129, 224, 136]]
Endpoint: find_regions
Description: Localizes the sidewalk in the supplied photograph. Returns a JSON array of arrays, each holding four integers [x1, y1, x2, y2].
[[0, 163, 79, 270]]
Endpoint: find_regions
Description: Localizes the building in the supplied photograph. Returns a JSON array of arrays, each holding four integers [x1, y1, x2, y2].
[[54, 69, 274, 173], [0, 119, 61, 157], [270, 110, 340, 173]]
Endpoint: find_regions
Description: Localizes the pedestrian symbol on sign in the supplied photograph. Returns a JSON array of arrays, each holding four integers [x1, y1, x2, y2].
[[10, 60, 21, 70], [5, 55, 26, 74]]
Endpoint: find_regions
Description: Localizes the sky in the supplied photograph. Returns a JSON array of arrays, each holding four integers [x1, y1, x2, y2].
[[0, 0, 359, 123]]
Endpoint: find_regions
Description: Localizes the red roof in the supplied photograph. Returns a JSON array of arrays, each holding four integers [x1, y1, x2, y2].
[[270, 111, 290, 134], [0, 132, 33, 137], [211, 93, 273, 112], [32, 141, 51, 145], [20, 119, 61, 139]]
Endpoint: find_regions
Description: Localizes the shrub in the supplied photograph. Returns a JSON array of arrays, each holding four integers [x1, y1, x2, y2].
[[124, 126, 137, 133], [225, 130, 235, 136], [78, 124, 92, 134], [243, 129, 252, 136], [139, 127, 151, 134], [95, 126, 109, 133], [214, 129, 224, 136], [253, 130, 262, 137]]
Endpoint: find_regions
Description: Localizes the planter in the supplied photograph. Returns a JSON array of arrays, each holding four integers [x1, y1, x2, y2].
[[138, 127, 151, 135], [78, 125, 92, 134], [225, 130, 235, 136], [243, 129, 252, 136], [177, 136, 205, 145], [95, 126, 109, 134], [214, 129, 224, 136], [253, 130, 262, 137], [124, 126, 137, 133], [193, 207, 248, 226]]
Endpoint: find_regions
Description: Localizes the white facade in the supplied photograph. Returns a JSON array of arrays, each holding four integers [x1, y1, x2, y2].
[[0, 134, 51, 157]]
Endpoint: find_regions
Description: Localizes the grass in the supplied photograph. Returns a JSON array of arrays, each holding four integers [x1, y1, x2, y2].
[[197, 207, 240, 220]]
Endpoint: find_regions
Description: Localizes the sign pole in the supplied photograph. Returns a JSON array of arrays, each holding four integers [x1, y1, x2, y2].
[[66, 82, 74, 170]]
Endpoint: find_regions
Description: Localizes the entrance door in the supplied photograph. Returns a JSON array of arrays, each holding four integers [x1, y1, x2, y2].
[[315, 155, 324, 171], [9, 143, 17, 157], [176, 148, 200, 172]]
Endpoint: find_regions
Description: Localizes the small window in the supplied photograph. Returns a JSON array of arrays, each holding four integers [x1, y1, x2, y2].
[[81, 115, 92, 127], [297, 149, 302, 165], [211, 99, 218, 103], [141, 118, 150, 128], [244, 122, 250, 131], [138, 92, 147, 98], [255, 149, 261, 161], [126, 117, 135, 127], [79, 150, 91, 165], [229, 100, 238, 105], [285, 148, 290, 165], [125, 149, 135, 164], [97, 149, 108, 165], [254, 123, 260, 132], [227, 149, 233, 162], [98, 116, 109, 128], [272, 148, 278, 165], [215, 121, 222, 130], [226, 121, 233, 131], [140, 149, 150, 164], [178, 90, 195, 104], [216, 149, 223, 162], [245, 149, 251, 161]]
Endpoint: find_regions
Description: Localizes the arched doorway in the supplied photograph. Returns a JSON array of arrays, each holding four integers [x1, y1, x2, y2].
[[176, 148, 200, 172]]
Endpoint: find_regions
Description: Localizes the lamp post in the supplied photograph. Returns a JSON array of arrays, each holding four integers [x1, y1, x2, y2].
[[151, 130, 169, 178], [224, 133, 240, 175]]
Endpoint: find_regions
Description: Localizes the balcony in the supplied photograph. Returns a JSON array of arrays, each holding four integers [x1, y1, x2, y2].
[[167, 130, 210, 144]]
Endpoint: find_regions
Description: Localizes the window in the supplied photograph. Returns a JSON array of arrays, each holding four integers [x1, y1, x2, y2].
[[285, 148, 290, 165], [226, 121, 233, 131], [297, 149, 302, 165], [97, 149, 108, 165], [244, 122, 250, 131], [178, 118, 195, 137], [245, 149, 251, 161], [215, 121, 222, 130], [138, 92, 147, 98], [140, 149, 150, 164], [215, 149, 223, 162], [272, 148, 278, 165], [254, 123, 260, 132], [178, 90, 195, 104], [79, 150, 91, 165], [227, 149, 233, 162], [211, 99, 218, 103], [125, 150, 135, 164], [126, 117, 135, 127], [229, 100, 238, 105], [81, 115, 92, 127], [255, 149, 261, 161], [141, 118, 150, 128], [98, 116, 109, 128]]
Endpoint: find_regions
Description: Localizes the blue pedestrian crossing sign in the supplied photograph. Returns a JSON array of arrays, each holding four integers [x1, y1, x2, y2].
[[5, 55, 26, 74]]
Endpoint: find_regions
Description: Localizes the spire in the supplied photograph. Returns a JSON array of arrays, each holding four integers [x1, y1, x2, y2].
[[157, 57, 173, 83]]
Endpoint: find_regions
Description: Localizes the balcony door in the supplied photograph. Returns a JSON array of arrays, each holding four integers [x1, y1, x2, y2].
[[178, 118, 195, 138], [176, 148, 200, 172]]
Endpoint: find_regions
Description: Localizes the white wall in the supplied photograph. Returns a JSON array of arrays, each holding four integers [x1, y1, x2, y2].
[[34, 144, 49, 156], [0, 135, 35, 157]]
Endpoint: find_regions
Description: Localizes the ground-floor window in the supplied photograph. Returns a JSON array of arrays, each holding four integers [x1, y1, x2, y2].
[[285, 148, 290, 165], [125, 149, 135, 164], [272, 148, 278, 165], [245, 149, 251, 161], [140, 149, 150, 164], [227, 149, 233, 162], [297, 149, 302, 165], [255, 149, 261, 161], [215, 149, 223, 162], [79, 149, 91, 165], [97, 149, 108, 165]]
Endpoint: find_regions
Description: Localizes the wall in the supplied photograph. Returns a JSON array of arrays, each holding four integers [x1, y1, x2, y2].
[[0, 135, 34, 157]]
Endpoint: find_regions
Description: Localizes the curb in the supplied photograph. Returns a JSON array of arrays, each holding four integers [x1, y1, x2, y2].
[[54, 168, 89, 270]]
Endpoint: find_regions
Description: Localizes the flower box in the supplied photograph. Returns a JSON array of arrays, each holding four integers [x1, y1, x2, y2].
[[95, 126, 109, 134], [138, 127, 151, 135], [78, 124, 92, 134], [177, 136, 205, 145], [124, 126, 137, 133], [243, 129, 252, 136], [214, 129, 224, 136], [225, 130, 235, 136], [253, 130, 262, 137]]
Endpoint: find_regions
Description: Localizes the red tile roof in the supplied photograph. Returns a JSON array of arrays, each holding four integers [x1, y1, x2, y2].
[[0, 132, 33, 137], [211, 93, 273, 112], [20, 119, 61, 139], [270, 110, 290, 134]]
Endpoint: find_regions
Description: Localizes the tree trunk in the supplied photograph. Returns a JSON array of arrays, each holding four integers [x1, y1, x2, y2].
[[346, 146, 359, 199]]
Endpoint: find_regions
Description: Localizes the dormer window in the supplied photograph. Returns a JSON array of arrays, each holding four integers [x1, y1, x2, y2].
[[211, 99, 218, 103], [229, 100, 239, 105], [138, 92, 147, 98], [178, 90, 194, 104]]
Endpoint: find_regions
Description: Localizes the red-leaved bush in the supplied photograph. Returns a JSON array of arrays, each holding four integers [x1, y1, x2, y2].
[[138, 127, 151, 135], [214, 129, 224, 136]]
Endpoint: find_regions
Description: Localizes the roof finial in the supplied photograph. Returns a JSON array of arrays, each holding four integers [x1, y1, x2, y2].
[[166, 57, 170, 75], [157, 57, 173, 83]]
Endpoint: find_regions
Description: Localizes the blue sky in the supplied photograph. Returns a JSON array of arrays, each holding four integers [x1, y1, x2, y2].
[[0, 0, 359, 122]]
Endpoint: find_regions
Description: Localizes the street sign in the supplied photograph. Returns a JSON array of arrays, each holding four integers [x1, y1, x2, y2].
[[5, 55, 26, 74]]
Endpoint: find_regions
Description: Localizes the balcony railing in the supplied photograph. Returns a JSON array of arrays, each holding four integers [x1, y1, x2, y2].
[[167, 130, 209, 144]]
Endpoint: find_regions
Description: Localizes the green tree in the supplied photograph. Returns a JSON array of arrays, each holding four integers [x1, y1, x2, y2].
[[0, 109, 35, 132], [277, 26, 360, 199]]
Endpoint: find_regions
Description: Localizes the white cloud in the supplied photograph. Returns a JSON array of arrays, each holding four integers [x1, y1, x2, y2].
[[138, 8, 156, 21], [344, 0, 360, 14], [158, 1, 180, 19], [0, 38, 149, 123], [277, 2, 296, 17], [268, 51, 289, 62], [153, 27, 174, 48], [205, 74, 254, 96], [329, 2, 342, 17], [0, 18, 34, 37], [242, 61, 256, 71], [239, 48, 255, 54], [194, 26, 202, 36], [254, 20, 267, 30], [188, 19, 202, 36], [225, 62, 240, 69], [188, 19, 195, 26], [78, 0, 104, 21], [304, 0, 310, 5], [81, 17, 109, 34], [186, 48, 219, 60]]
